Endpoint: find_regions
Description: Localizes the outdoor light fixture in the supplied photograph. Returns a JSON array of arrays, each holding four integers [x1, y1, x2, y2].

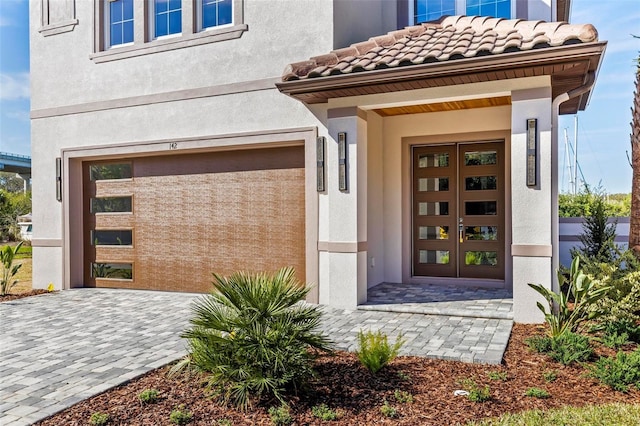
[[316, 136, 325, 192], [56, 157, 62, 202], [526, 118, 537, 187], [338, 132, 348, 191]]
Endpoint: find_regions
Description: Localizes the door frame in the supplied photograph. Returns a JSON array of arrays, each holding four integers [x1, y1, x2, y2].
[[401, 130, 512, 289]]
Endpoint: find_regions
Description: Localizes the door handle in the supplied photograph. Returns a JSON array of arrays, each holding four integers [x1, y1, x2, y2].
[[459, 219, 464, 243]]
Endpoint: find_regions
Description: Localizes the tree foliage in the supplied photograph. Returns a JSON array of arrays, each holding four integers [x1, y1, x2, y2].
[[559, 188, 630, 218], [0, 190, 31, 241]]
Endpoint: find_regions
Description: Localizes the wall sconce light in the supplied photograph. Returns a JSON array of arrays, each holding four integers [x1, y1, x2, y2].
[[316, 136, 325, 192], [526, 118, 537, 187], [338, 132, 348, 192], [56, 157, 62, 201]]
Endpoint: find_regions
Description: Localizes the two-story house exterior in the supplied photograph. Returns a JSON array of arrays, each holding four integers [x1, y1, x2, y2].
[[29, 0, 604, 322]]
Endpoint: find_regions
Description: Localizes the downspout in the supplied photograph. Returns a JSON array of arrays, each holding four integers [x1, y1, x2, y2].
[[550, 71, 596, 292]]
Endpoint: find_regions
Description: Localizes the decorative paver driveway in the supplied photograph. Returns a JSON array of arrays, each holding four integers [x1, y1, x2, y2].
[[0, 288, 512, 425]]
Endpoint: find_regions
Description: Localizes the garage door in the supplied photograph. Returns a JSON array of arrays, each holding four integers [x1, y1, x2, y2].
[[82, 145, 305, 293]]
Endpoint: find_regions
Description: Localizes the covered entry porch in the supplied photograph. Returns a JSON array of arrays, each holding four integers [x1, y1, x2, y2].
[[277, 16, 605, 323]]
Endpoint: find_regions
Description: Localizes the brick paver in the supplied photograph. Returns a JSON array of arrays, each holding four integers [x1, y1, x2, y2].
[[0, 287, 512, 425]]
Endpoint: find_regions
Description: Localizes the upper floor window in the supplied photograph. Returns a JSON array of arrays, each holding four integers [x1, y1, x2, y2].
[[153, 0, 182, 38], [415, 0, 455, 24], [108, 0, 134, 47], [413, 0, 511, 24], [466, 0, 511, 19], [200, 0, 233, 30]]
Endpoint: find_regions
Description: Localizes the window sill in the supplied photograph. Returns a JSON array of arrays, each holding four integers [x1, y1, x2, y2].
[[39, 19, 79, 37], [90, 24, 248, 63]]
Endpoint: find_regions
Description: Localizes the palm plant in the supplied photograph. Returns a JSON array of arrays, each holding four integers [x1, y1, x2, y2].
[[0, 242, 23, 296], [179, 267, 332, 410]]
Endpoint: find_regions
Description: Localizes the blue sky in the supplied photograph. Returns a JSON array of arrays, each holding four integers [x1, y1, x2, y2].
[[0, 0, 638, 193]]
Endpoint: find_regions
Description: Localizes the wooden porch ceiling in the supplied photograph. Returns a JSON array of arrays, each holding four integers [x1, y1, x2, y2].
[[373, 96, 512, 117]]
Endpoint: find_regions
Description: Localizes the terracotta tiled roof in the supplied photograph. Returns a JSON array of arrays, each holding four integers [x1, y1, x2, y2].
[[282, 15, 598, 82]]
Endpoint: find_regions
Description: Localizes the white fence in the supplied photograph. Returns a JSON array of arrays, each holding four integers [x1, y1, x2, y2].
[[559, 217, 630, 267]]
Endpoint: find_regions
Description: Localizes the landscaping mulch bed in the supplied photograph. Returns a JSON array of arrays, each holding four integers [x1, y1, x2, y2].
[[35, 324, 639, 425], [0, 289, 50, 302]]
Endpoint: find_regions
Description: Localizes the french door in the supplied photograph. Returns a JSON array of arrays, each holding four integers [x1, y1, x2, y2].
[[412, 142, 504, 280]]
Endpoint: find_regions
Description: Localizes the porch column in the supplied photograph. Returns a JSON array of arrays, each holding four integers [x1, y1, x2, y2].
[[318, 107, 368, 308], [510, 87, 554, 323]]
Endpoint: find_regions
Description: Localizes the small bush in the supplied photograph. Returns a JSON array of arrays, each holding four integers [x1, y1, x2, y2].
[[268, 404, 293, 426], [526, 335, 553, 353], [89, 412, 109, 426], [548, 332, 593, 365], [527, 333, 592, 365], [461, 379, 491, 403], [138, 388, 159, 404], [0, 242, 23, 296], [311, 403, 341, 421], [356, 330, 405, 373], [170, 405, 193, 425], [597, 318, 640, 348], [543, 370, 558, 382], [394, 389, 414, 403], [525, 387, 551, 399], [180, 268, 332, 409], [487, 371, 507, 381], [380, 400, 397, 418], [589, 349, 640, 392]]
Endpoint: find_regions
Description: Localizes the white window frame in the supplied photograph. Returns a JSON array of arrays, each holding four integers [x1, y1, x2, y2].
[[149, 0, 183, 41], [104, 0, 134, 49], [409, 0, 516, 25], [197, 0, 234, 32]]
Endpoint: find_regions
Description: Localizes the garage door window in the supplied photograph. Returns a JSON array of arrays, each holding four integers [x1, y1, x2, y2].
[[89, 163, 132, 181], [91, 263, 133, 280], [91, 196, 132, 213], [91, 230, 133, 246]]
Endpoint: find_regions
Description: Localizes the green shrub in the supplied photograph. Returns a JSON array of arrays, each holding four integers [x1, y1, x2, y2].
[[356, 330, 405, 373], [380, 400, 397, 418], [589, 263, 640, 337], [527, 332, 592, 365], [0, 242, 22, 296], [311, 403, 341, 421], [461, 379, 491, 403], [487, 371, 507, 381], [529, 257, 610, 337], [394, 389, 414, 403], [179, 267, 332, 410], [525, 387, 550, 399], [169, 405, 193, 425], [571, 189, 617, 263], [217, 420, 232, 426], [89, 412, 109, 426], [543, 370, 558, 382], [589, 349, 640, 392], [526, 335, 553, 353], [137, 388, 159, 404], [268, 404, 292, 426]]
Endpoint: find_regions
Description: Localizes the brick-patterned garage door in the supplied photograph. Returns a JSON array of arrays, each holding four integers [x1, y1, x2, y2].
[[83, 145, 305, 293]]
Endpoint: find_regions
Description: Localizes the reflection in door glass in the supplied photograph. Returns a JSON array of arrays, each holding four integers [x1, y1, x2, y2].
[[464, 151, 497, 166], [418, 153, 449, 168], [419, 177, 449, 192], [465, 251, 498, 266], [419, 226, 449, 240], [465, 201, 497, 215], [91, 263, 133, 279], [465, 176, 497, 191], [91, 230, 133, 246], [419, 250, 450, 264], [419, 202, 449, 216], [91, 196, 132, 213], [465, 226, 497, 241]]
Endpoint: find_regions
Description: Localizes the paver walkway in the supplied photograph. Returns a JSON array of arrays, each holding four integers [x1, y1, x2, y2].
[[0, 288, 512, 425]]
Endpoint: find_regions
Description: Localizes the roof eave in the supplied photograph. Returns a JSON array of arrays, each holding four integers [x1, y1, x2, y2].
[[276, 41, 606, 114]]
